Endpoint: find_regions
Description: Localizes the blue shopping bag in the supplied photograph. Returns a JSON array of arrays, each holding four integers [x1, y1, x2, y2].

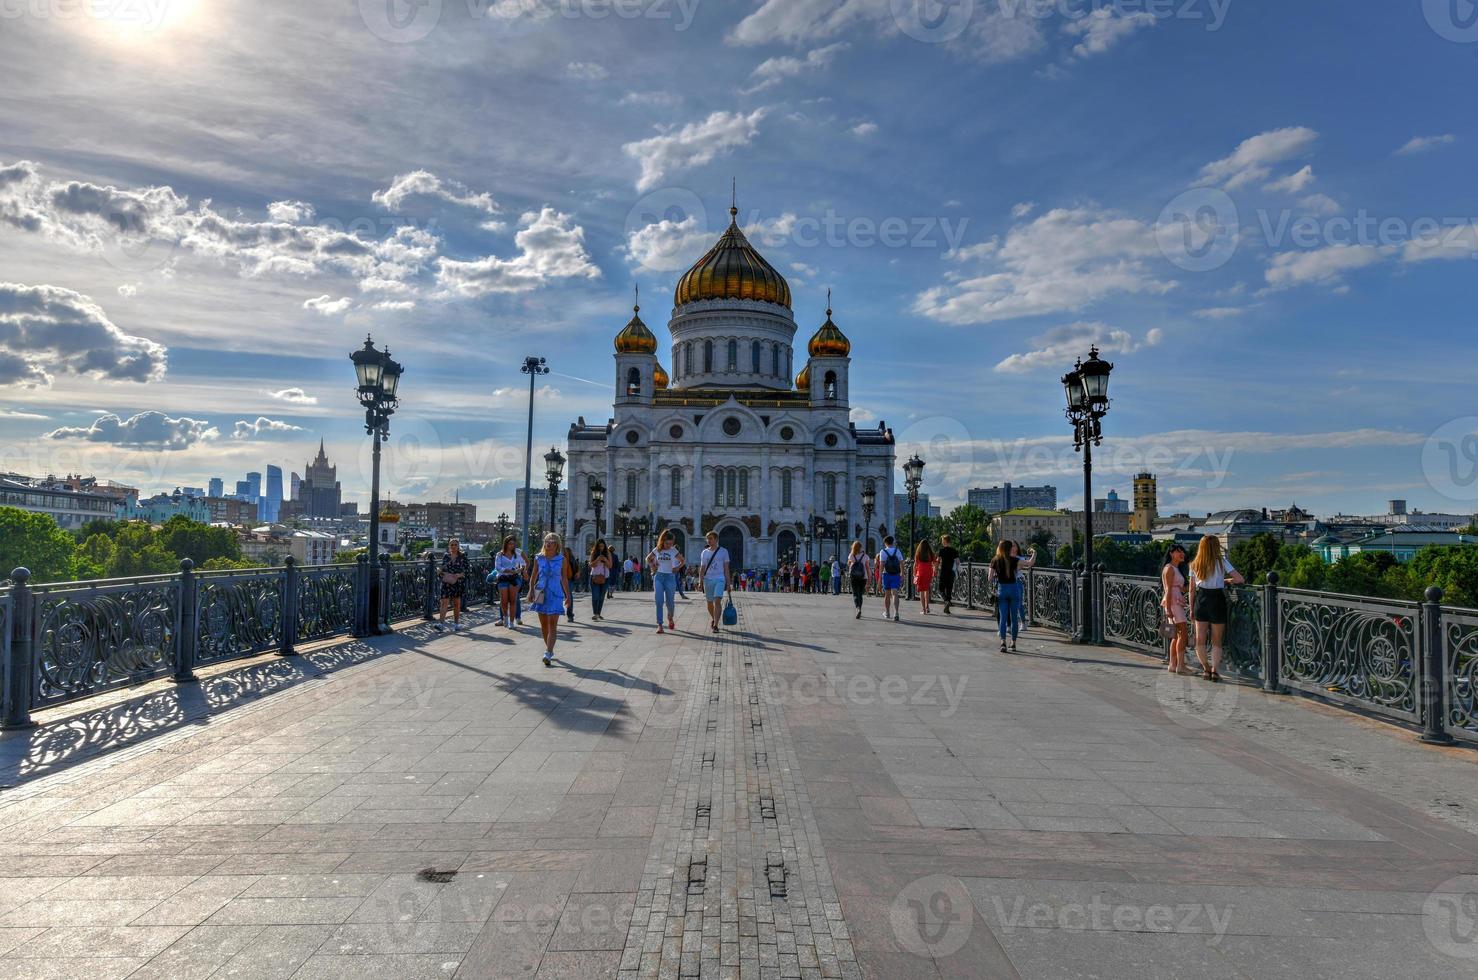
[[722, 595, 737, 626]]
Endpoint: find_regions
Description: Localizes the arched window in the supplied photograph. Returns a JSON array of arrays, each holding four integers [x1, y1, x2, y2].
[[704, 340, 713, 373], [824, 370, 838, 400], [625, 473, 637, 506], [739, 470, 749, 506], [626, 367, 640, 396], [824, 474, 837, 510], [785, 348, 792, 380], [771, 342, 780, 377], [714, 470, 723, 507], [726, 470, 737, 507], [684, 342, 692, 376], [671, 469, 682, 507], [781, 470, 793, 509], [727, 339, 738, 371], [751, 340, 761, 374]]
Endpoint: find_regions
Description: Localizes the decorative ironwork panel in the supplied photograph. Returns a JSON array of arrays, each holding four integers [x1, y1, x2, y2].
[[388, 562, 429, 622], [466, 558, 494, 607], [0, 591, 11, 684], [195, 569, 284, 665], [1028, 568, 1074, 633], [1224, 586, 1264, 681], [1102, 574, 1163, 654], [297, 565, 356, 642], [963, 564, 997, 613], [1443, 608, 1478, 738], [1277, 589, 1420, 722], [30, 577, 179, 708]]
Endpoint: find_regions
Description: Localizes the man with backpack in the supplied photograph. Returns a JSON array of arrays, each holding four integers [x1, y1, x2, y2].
[[876, 535, 905, 622]]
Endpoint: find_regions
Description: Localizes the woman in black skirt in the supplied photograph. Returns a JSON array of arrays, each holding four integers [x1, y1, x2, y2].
[[437, 538, 469, 632]]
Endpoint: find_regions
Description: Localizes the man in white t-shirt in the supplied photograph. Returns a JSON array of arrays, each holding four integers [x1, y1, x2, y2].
[[698, 531, 730, 633], [876, 535, 904, 622]]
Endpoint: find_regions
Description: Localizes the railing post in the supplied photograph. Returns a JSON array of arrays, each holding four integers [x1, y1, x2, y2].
[[1419, 586, 1454, 745], [1093, 564, 1106, 645], [279, 557, 298, 656], [965, 564, 975, 611], [1069, 562, 1083, 642], [378, 554, 392, 631], [2, 568, 36, 731], [423, 553, 437, 621], [1262, 571, 1285, 694], [173, 559, 198, 683]]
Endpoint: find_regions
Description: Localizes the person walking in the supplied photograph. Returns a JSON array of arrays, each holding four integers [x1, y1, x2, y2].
[[436, 539, 469, 632], [846, 541, 871, 618], [1161, 543, 1191, 675], [1189, 535, 1244, 682], [830, 555, 842, 596], [988, 540, 1035, 652], [648, 529, 682, 634], [913, 539, 936, 615], [877, 535, 905, 622], [937, 534, 960, 614], [623, 555, 638, 592], [699, 531, 731, 633], [819, 559, 830, 596], [563, 545, 579, 623], [587, 539, 612, 621], [493, 535, 521, 628], [528, 532, 571, 666]]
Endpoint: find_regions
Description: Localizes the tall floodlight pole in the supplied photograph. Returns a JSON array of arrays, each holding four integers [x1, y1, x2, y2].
[[520, 356, 549, 555]]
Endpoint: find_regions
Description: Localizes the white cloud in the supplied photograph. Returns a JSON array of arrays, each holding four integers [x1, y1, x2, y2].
[[267, 387, 317, 405], [566, 61, 608, 81], [1011, 201, 1036, 219], [1396, 134, 1455, 156], [993, 321, 1161, 374], [0, 282, 167, 388], [373, 299, 416, 311], [1298, 193, 1341, 216], [1063, 9, 1155, 58], [744, 42, 848, 93], [915, 206, 1172, 325], [849, 406, 876, 423], [266, 200, 315, 223], [1193, 307, 1245, 319], [372, 170, 499, 214], [1264, 244, 1386, 289], [0, 408, 48, 420], [436, 207, 600, 297], [47, 411, 216, 450], [303, 295, 352, 316], [791, 261, 818, 277], [625, 214, 715, 273], [619, 91, 682, 108], [728, 0, 877, 45], [1264, 164, 1315, 194], [623, 110, 768, 192], [116, 283, 137, 297], [231, 416, 306, 440], [1401, 222, 1478, 263], [1196, 127, 1318, 190], [851, 121, 878, 137]]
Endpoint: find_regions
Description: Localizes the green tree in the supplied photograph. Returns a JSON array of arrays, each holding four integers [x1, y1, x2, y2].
[[0, 507, 78, 583], [74, 533, 117, 580], [75, 517, 119, 541], [1406, 545, 1478, 608], [1282, 551, 1327, 591], [1323, 552, 1403, 599], [156, 516, 242, 566], [1026, 528, 1055, 555], [108, 523, 177, 576], [1230, 533, 1282, 585]]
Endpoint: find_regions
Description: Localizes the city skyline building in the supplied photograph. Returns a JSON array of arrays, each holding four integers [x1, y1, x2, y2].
[[208, 477, 223, 499], [263, 465, 283, 523], [968, 483, 1058, 513]]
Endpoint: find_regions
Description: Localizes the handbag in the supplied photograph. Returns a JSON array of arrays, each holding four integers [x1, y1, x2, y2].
[[722, 595, 737, 626], [1158, 619, 1176, 642], [528, 564, 545, 606]]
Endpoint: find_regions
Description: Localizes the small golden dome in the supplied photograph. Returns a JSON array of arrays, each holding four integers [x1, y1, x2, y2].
[[653, 363, 670, 389], [674, 203, 792, 309], [614, 300, 657, 354], [807, 293, 851, 357], [795, 364, 810, 391]]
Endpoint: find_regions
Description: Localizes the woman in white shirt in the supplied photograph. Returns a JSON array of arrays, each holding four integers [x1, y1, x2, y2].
[[647, 530, 683, 634], [1188, 535, 1245, 683]]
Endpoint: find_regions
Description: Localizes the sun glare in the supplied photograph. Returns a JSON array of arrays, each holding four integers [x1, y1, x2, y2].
[[76, 0, 203, 44]]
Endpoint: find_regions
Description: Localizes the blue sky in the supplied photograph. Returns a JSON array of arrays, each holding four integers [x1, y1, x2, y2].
[[1, 0, 1475, 520]]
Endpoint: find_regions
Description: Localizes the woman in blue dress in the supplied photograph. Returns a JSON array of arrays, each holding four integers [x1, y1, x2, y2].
[[528, 533, 571, 666]]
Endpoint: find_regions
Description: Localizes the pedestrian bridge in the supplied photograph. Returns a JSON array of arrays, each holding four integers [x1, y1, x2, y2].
[[0, 584, 1475, 977]]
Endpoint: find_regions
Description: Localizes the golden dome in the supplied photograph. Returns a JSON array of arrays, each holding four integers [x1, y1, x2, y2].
[[674, 205, 792, 309], [614, 299, 657, 354], [653, 363, 670, 389], [795, 364, 810, 391], [807, 298, 851, 357]]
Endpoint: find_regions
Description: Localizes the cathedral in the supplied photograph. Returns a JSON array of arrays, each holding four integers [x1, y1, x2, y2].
[[565, 202, 896, 569]]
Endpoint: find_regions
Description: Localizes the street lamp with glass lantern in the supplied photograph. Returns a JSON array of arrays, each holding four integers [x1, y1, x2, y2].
[[903, 454, 925, 599], [543, 446, 565, 538], [861, 482, 876, 554], [1062, 346, 1114, 643], [519, 356, 550, 554], [833, 506, 846, 569], [617, 503, 632, 571], [590, 479, 605, 544], [351, 335, 403, 636]]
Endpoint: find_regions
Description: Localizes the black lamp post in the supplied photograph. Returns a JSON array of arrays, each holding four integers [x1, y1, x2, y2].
[[519, 356, 549, 555], [861, 482, 876, 554], [590, 479, 605, 544], [617, 503, 631, 568], [635, 516, 650, 589], [351, 335, 403, 636], [834, 506, 846, 570], [544, 446, 565, 541], [1063, 346, 1114, 644], [903, 454, 925, 599], [495, 512, 510, 545]]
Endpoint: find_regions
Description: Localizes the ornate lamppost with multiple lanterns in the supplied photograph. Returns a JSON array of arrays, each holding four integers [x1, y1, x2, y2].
[[616, 503, 632, 576], [833, 506, 846, 571], [903, 454, 925, 599], [350, 336, 403, 636], [543, 447, 565, 542], [519, 355, 549, 554], [861, 482, 876, 554], [1062, 346, 1114, 644]]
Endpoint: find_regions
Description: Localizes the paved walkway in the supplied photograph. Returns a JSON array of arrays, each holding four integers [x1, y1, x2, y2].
[[1, 590, 1477, 978]]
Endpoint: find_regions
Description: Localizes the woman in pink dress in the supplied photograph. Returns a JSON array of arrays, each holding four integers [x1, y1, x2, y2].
[[1161, 544, 1191, 674]]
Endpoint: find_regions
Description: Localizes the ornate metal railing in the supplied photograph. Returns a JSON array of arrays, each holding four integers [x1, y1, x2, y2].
[[1101, 573, 1162, 654], [297, 564, 357, 642], [1224, 585, 1264, 681], [1027, 567, 1075, 633], [1276, 588, 1421, 723], [195, 568, 284, 666], [388, 561, 428, 622], [1443, 608, 1478, 738]]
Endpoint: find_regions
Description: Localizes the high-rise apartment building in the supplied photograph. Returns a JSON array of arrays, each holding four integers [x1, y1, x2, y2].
[[263, 465, 283, 523], [968, 483, 1057, 513], [208, 477, 224, 499], [1132, 472, 1158, 533]]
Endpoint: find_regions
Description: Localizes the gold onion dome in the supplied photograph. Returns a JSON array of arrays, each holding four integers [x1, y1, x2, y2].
[[807, 295, 851, 357], [614, 296, 657, 354], [795, 364, 810, 391], [674, 204, 792, 309], [653, 363, 670, 389]]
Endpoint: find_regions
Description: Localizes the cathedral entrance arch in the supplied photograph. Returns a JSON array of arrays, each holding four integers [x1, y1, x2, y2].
[[775, 529, 797, 565], [718, 525, 745, 572]]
